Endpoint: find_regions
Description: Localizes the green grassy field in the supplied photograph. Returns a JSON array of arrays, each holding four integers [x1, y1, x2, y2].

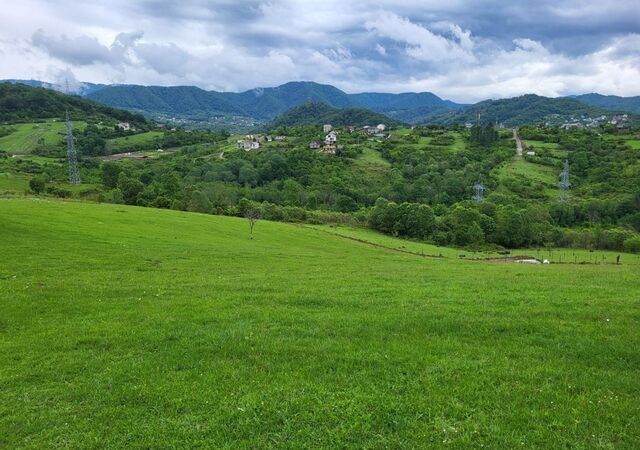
[[496, 158, 558, 196], [523, 140, 561, 150], [1, 199, 639, 448], [0, 172, 30, 194], [309, 224, 640, 265], [108, 131, 164, 151], [355, 147, 391, 168], [0, 121, 86, 154]]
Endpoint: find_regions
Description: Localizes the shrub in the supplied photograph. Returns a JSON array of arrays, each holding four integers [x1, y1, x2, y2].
[[623, 237, 640, 254]]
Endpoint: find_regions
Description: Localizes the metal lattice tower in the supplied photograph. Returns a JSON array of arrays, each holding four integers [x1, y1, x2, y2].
[[473, 176, 485, 203], [559, 159, 570, 201], [65, 111, 81, 185]]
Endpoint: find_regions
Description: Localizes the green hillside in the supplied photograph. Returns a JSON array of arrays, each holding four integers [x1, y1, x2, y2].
[[1, 198, 639, 447], [270, 102, 401, 128], [0, 82, 147, 125], [430, 94, 612, 126]]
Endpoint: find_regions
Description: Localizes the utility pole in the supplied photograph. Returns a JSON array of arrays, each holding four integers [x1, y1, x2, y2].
[[65, 111, 81, 185]]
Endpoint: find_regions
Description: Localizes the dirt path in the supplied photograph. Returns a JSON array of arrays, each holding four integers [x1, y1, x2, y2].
[[513, 128, 524, 157]]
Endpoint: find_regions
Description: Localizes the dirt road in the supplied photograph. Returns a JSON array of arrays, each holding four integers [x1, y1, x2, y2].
[[513, 128, 523, 157]]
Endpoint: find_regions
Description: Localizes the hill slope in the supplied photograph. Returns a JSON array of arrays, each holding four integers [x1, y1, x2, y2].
[[0, 82, 147, 125], [269, 101, 401, 128], [572, 93, 640, 113], [1, 198, 639, 447], [429, 94, 610, 126]]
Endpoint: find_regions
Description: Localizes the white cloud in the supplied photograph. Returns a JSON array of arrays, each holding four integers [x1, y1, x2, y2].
[[0, 1, 637, 102]]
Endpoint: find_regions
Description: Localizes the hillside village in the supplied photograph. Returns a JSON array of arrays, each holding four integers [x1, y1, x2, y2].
[[237, 123, 390, 155]]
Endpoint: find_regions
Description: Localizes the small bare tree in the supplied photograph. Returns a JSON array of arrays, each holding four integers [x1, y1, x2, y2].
[[245, 208, 260, 238]]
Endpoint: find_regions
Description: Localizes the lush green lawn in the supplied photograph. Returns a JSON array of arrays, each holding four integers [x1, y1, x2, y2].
[[1, 199, 639, 448], [0, 121, 85, 154]]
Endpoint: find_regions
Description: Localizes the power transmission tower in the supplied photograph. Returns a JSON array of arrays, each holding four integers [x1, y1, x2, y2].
[[559, 159, 570, 202], [473, 176, 485, 203], [65, 111, 81, 185]]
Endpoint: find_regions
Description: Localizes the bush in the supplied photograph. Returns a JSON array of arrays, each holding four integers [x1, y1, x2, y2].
[[623, 237, 640, 253], [29, 176, 46, 194]]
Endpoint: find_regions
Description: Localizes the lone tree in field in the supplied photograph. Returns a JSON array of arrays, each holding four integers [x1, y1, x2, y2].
[[238, 198, 261, 238]]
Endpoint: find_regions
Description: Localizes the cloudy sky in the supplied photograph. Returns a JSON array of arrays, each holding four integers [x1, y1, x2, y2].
[[1, 0, 639, 102]]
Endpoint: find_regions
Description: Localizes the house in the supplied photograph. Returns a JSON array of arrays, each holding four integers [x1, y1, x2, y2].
[[373, 133, 386, 139], [322, 144, 337, 154], [265, 135, 273, 142], [526, 151, 536, 156], [363, 126, 378, 134], [376, 123, 386, 132], [325, 131, 337, 144], [117, 122, 131, 131], [347, 126, 355, 133], [309, 141, 321, 149], [323, 124, 332, 133], [274, 135, 286, 141], [237, 139, 260, 151]]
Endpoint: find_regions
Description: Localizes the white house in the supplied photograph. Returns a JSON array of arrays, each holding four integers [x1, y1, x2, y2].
[[323, 124, 332, 133], [309, 141, 321, 149], [117, 122, 131, 131], [376, 123, 386, 132], [325, 131, 337, 144], [237, 139, 260, 151]]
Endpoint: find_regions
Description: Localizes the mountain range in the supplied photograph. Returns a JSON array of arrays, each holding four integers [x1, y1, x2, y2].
[[2, 79, 638, 128]]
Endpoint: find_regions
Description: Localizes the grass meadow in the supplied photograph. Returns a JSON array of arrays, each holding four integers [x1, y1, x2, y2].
[[0, 121, 86, 154], [1, 199, 639, 448]]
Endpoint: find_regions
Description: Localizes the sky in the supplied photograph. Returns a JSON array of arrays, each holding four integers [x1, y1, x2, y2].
[[0, 0, 639, 102]]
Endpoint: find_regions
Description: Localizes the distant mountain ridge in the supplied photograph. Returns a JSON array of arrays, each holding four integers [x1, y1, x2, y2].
[[3, 79, 639, 128], [570, 93, 640, 114], [84, 81, 462, 123]]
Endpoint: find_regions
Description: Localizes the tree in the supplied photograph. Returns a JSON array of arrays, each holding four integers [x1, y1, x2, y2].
[[101, 162, 122, 189], [238, 198, 261, 238], [29, 176, 46, 195], [188, 190, 212, 213], [117, 172, 144, 205]]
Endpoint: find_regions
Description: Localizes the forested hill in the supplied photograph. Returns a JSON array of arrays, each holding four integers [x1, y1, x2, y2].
[[572, 93, 640, 114], [87, 85, 243, 117], [0, 83, 147, 126], [269, 102, 401, 128], [429, 94, 612, 126], [85, 81, 461, 123]]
